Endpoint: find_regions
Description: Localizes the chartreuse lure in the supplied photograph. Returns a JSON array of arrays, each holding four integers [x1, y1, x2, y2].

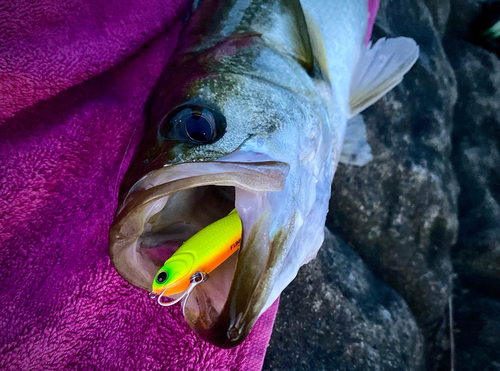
[[151, 209, 241, 307]]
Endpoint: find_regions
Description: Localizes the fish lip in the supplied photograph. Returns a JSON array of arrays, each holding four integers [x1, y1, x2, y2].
[[109, 160, 289, 292], [117, 160, 289, 214]]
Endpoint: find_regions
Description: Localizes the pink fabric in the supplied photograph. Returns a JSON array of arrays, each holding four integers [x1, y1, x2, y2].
[[366, 0, 380, 45], [0, 1, 278, 370]]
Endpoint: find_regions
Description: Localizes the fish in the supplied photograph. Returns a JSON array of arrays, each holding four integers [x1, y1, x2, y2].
[[152, 208, 241, 298], [109, 0, 419, 348]]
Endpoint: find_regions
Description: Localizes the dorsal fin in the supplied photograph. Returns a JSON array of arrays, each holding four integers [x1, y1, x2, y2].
[[303, 10, 330, 81], [261, 0, 315, 75]]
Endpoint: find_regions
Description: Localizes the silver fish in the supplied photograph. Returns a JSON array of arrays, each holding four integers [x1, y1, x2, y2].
[[109, 0, 418, 347]]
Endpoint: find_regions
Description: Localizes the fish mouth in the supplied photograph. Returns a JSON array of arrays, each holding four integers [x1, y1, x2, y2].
[[109, 159, 290, 347]]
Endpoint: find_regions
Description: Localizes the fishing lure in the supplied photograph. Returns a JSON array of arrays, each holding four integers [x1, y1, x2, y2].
[[151, 208, 242, 307]]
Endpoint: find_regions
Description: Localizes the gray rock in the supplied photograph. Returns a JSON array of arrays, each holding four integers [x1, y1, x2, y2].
[[445, 40, 500, 299], [327, 0, 458, 334], [452, 287, 500, 371], [447, 0, 489, 40], [263, 230, 424, 371], [425, 0, 451, 39]]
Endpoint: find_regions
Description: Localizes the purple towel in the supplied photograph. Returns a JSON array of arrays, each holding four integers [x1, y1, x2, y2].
[[0, 1, 278, 369]]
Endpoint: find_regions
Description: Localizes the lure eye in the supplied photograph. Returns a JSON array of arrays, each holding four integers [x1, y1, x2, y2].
[[156, 271, 168, 284], [159, 104, 226, 145]]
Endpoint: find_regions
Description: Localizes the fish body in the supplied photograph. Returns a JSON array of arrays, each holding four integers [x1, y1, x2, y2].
[[152, 209, 241, 296], [109, 0, 418, 347]]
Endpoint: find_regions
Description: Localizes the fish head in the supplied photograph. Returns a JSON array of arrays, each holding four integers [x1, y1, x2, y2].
[[109, 37, 337, 347]]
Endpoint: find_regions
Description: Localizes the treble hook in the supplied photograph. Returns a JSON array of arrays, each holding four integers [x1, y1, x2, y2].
[[156, 271, 208, 309]]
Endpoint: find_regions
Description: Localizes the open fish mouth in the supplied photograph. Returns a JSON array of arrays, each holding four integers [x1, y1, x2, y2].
[[109, 159, 290, 347]]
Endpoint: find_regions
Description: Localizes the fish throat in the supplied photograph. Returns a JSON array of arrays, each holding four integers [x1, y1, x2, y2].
[[140, 185, 236, 268]]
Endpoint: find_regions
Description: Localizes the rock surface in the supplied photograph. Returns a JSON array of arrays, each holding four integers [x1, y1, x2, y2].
[[324, 0, 460, 365], [327, 0, 458, 338], [425, 0, 451, 39], [265, 0, 500, 369], [452, 285, 500, 371], [446, 39, 500, 301], [442, 4, 500, 371], [447, 0, 487, 40], [263, 230, 424, 371]]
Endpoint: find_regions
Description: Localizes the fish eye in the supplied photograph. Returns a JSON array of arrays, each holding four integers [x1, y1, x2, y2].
[[156, 271, 168, 284], [159, 104, 226, 145]]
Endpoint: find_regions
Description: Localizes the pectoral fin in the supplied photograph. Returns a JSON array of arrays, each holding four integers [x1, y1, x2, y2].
[[340, 114, 373, 166], [349, 37, 419, 117]]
